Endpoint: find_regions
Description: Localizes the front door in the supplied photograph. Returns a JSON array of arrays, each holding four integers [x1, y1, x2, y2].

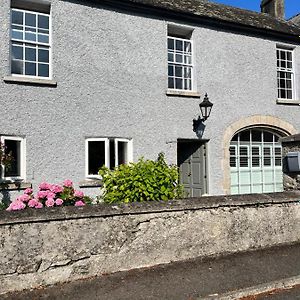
[[177, 141, 207, 197]]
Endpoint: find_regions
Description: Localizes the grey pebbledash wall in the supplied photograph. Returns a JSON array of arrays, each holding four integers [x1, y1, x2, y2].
[[1, 0, 300, 200], [0, 192, 300, 295]]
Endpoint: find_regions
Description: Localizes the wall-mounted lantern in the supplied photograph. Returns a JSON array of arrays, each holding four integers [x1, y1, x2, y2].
[[193, 93, 213, 133]]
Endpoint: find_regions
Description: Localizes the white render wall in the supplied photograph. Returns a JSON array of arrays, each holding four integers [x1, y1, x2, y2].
[[1, 0, 300, 198]]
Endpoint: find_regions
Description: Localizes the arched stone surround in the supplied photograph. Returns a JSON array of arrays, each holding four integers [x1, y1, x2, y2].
[[222, 115, 297, 194]]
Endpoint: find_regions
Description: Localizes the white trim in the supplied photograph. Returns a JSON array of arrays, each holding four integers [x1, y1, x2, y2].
[[0, 135, 26, 181], [114, 138, 133, 168]]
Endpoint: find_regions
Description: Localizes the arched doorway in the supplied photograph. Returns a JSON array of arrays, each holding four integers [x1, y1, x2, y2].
[[230, 128, 284, 194]]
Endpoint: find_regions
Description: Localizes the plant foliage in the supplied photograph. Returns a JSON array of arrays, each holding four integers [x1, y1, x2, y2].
[[99, 153, 184, 203]]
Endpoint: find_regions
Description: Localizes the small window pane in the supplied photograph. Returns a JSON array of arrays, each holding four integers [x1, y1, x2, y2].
[[11, 60, 23, 74], [25, 13, 36, 27], [264, 158, 271, 166], [25, 62, 36, 76], [25, 32, 36, 42], [4, 140, 21, 177], [168, 65, 174, 76], [168, 38, 174, 50], [175, 78, 183, 89], [38, 15, 49, 29], [38, 64, 49, 77], [175, 66, 182, 77], [12, 10, 23, 25], [168, 77, 174, 89], [252, 130, 262, 142], [168, 53, 174, 62], [264, 132, 273, 142], [118, 142, 128, 165], [175, 40, 183, 51], [239, 147, 248, 156], [12, 45, 23, 60], [38, 49, 49, 63], [38, 34, 49, 43], [240, 130, 250, 141], [25, 47, 36, 61], [175, 54, 183, 63], [88, 141, 105, 175], [240, 157, 248, 167], [275, 158, 282, 166], [12, 30, 23, 40]]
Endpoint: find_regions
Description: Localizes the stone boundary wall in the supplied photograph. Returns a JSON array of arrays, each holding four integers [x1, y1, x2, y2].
[[1, 192, 300, 295]]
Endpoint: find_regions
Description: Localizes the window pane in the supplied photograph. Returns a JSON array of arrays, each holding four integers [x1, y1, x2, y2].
[[88, 141, 105, 175], [118, 142, 128, 165], [11, 60, 23, 74], [168, 53, 174, 62], [25, 32, 36, 42], [168, 65, 174, 76], [25, 47, 36, 61], [12, 10, 23, 25], [25, 62, 36, 76], [110, 140, 115, 169], [175, 66, 182, 77], [175, 78, 183, 89], [175, 54, 183, 63], [25, 13, 36, 27], [38, 64, 49, 77], [175, 40, 183, 51], [239, 130, 250, 141], [168, 77, 174, 89], [38, 34, 49, 43], [38, 15, 49, 29], [38, 49, 49, 63], [4, 140, 21, 177], [12, 30, 23, 40], [12, 45, 23, 60], [167, 38, 174, 50]]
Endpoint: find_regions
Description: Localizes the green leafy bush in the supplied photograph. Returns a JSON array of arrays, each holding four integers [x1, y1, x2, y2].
[[99, 153, 184, 203]]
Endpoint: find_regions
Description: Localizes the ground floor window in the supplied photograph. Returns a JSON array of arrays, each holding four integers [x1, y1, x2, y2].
[[230, 128, 283, 194], [85, 138, 133, 178], [0, 136, 26, 180]]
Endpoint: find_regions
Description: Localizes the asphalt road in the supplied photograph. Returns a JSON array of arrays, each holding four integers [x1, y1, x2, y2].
[[2, 243, 300, 300]]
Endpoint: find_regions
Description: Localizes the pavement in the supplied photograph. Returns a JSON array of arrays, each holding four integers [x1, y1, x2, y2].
[[2, 243, 300, 300]]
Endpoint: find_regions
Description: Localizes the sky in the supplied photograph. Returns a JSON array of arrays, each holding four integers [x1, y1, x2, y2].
[[210, 0, 300, 19]]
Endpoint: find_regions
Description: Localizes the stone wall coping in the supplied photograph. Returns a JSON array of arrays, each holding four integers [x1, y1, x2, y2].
[[0, 191, 299, 226]]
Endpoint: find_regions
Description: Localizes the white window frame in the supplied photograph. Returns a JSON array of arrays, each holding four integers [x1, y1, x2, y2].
[[276, 46, 295, 100], [10, 7, 52, 79], [85, 138, 109, 179], [167, 35, 194, 91], [0, 136, 26, 181], [85, 138, 133, 178]]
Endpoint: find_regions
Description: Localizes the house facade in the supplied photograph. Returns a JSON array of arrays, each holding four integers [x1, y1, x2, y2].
[[1, 0, 300, 201]]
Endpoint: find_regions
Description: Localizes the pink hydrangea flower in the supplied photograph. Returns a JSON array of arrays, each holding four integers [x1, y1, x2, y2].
[[37, 191, 48, 199], [6, 200, 26, 211], [75, 200, 85, 207], [28, 199, 39, 208], [35, 202, 44, 209], [50, 184, 63, 194], [39, 182, 51, 190], [46, 191, 56, 199], [24, 188, 33, 195], [55, 198, 64, 206], [18, 194, 30, 202], [45, 198, 55, 207], [74, 190, 84, 198], [63, 179, 73, 187]]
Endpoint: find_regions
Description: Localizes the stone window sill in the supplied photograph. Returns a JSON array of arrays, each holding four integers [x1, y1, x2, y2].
[[79, 179, 103, 188], [0, 181, 32, 191], [3, 76, 57, 87], [276, 99, 300, 105], [166, 89, 200, 98]]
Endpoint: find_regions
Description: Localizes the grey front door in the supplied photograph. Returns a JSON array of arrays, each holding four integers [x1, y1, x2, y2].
[[177, 141, 207, 197]]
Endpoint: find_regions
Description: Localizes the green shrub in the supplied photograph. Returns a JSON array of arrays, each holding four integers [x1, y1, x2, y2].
[[99, 153, 184, 203]]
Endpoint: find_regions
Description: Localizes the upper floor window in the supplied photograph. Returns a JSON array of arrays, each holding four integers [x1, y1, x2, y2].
[[277, 47, 294, 100], [0, 136, 26, 181], [168, 35, 193, 91], [85, 138, 133, 178], [11, 8, 51, 78]]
